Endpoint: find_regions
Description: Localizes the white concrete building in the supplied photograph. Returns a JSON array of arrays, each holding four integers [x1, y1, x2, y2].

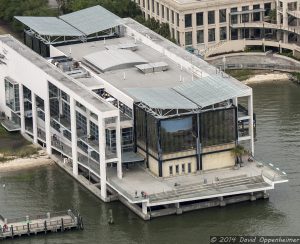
[[0, 6, 288, 219]]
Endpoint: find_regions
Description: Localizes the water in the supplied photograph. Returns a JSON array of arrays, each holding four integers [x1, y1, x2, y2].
[[0, 81, 300, 244]]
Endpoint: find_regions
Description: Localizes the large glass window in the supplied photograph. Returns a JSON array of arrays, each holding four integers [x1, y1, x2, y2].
[[219, 9, 226, 23], [200, 108, 237, 147], [5, 78, 20, 112], [196, 12, 203, 26], [185, 14, 192, 28], [220, 27, 227, 40], [264, 3, 271, 16], [208, 11, 215, 24], [242, 6, 249, 23], [160, 116, 196, 154], [253, 4, 261, 21], [231, 8, 238, 24], [147, 114, 158, 153], [185, 31, 192, 45], [197, 30, 204, 43], [208, 28, 215, 42], [135, 106, 147, 150]]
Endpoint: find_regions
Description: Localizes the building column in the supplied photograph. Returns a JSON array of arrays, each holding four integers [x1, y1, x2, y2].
[[70, 97, 78, 176], [98, 116, 107, 199], [44, 85, 52, 155], [31, 92, 38, 144], [116, 116, 122, 179], [142, 202, 148, 215], [18, 84, 25, 134], [248, 94, 255, 156]]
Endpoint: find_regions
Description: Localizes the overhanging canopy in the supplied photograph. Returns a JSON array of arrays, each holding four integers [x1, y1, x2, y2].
[[14, 16, 83, 37], [173, 75, 251, 108], [59, 5, 122, 36], [126, 88, 198, 110]]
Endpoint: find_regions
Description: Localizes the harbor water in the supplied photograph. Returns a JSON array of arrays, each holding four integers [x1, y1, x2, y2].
[[0, 80, 299, 244]]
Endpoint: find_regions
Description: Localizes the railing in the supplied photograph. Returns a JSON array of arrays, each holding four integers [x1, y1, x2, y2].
[[217, 63, 300, 72]]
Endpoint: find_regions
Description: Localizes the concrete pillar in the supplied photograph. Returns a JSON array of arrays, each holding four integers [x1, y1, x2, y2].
[[250, 192, 256, 201], [44, 85, 52, 155], [248, 94, 255, 156], [31, 92, 38, 144], [142, 202, 148, 215], [18, 84, 25, 134], [115, 116, 122, 179], [70, 97, 78, 176], [175, 202, 182, 214], [282, 1, 289, 43], [98, 117, 107, 199], [219, 196, 226, 207]]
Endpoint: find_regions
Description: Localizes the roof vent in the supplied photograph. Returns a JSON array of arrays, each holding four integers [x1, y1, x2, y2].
[[136, 62, 168, 74]]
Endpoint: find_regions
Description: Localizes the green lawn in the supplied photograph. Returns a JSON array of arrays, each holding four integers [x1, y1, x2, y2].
[[0, 124, 39, 162]]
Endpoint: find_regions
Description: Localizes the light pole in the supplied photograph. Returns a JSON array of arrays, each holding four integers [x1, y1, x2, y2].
[[222, 56, 226, 72]]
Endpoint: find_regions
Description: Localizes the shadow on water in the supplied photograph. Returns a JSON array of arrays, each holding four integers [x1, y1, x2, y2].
[[0, 80, 300, 244]]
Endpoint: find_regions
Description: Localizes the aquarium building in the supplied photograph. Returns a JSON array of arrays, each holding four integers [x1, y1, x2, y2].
[[0, 6, 287, 219]]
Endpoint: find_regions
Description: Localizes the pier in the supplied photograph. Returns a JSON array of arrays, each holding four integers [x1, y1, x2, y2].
[[0, 210, 83, 240]]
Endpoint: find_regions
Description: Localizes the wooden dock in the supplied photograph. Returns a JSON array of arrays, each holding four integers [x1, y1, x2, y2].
[[0, 209, 83, 240]]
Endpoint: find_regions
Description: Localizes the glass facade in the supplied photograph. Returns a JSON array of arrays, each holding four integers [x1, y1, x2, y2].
[[160, 116, 196, 154], [5, 78, 20, 112], [208, 11, 215, 24], [185, 31, 192, 45], [185, 14, 192, 28], [197, 30, 204, 44], [196, 12, 203, 26], [200, 108, 237, 147], [219, 9, 226, 23]]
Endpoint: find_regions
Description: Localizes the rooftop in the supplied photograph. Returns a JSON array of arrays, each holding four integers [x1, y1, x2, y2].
[[0, 35, 117, 114], [56, 18, 252, 110]]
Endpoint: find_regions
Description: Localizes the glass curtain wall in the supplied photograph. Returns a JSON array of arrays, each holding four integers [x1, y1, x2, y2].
[[160, 116, 196, 154], [200, 108, 237, 147], [5, 78, 20, 112]]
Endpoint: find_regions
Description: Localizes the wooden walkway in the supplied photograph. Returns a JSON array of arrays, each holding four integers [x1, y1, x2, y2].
[[0, 210, 83, 240]]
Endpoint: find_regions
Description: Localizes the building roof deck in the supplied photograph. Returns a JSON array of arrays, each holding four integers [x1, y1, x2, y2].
[[0, 35, 117, 114]]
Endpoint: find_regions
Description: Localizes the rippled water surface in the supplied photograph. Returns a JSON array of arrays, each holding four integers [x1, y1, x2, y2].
[[0, 81, 299, 244]]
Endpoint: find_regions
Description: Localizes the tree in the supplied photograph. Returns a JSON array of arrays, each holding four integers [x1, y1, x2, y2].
[[231, 144, 246, 165]]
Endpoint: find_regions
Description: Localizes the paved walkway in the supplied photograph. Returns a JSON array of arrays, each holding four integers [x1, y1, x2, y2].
[[207, 53, 300, 72]]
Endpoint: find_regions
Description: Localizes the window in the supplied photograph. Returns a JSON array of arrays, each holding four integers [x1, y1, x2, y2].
[[208, 28, 215, 42], [166, 7, 169, 21], [220, 27, 227, 40], [208, 11, 215, 24], [253, 4, 261, 21], [162, 5, 164, 18], [242, 6, 249, 23], [177, 30, 180, 43], [230, 8, 238, 24], [169, 165, 173, 175], [177, 13, 180, 27], [188, 163, 191, 173], [264, 3, 271, 16], [231, 29, 238, 40], [152, 0, 154, 13], [147, 0, 150, 10], [176, 165, 179, 174], [185, 14, 192, 28], [219, 9, 226, 23], [196, 12, 203, 26], [182, 164, 185, 173], [185, 31, 192, 45], [197, 30, 204, 43], [171, 10, 174, 24], [156, 2, 159, 15]]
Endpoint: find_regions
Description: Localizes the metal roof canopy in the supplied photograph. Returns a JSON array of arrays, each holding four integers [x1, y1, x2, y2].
[[59, 5, 122, 36], [84, 49, 148, 72], [14, 16, 83, 37], [173, 75, 251, 108], [126, 88, 198, 110]]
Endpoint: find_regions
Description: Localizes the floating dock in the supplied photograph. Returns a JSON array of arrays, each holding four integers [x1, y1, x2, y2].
[[0, 210, 83, 240]]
